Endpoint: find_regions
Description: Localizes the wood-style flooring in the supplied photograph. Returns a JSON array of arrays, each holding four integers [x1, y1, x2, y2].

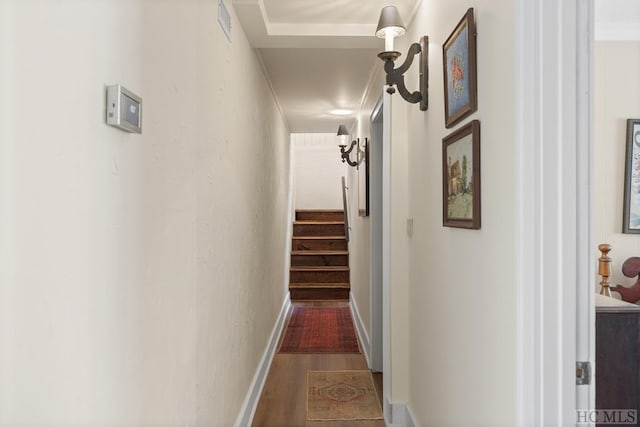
[[252, 301, 385, 427]]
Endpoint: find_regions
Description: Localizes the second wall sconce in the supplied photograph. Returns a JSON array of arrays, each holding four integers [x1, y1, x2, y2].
[[375, 5, 428, 111], [337, 125, 364, 167]]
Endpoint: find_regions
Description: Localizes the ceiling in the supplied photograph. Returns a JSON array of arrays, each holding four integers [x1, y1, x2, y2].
[[264, 0, 417, 25], [233, 0, 421, 133], [233, 0, 640, 133]]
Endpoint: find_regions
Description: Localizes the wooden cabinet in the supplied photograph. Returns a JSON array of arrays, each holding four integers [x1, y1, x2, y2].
[[596, 296, 640, 426]]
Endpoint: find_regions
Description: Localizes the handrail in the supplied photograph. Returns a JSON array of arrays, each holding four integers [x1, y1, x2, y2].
[[341, 176, 350, 242]]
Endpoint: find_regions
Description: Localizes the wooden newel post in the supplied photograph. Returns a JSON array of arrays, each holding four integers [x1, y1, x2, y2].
[[599, 243, 613, 297]]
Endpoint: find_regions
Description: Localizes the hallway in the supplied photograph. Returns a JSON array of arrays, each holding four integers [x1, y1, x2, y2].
[[0, 0, 600, 425], [252, 301, 384, 427]]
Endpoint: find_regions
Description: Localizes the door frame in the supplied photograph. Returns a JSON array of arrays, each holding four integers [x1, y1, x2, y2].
[[369, 91, 393, 422], [369, 94, 384, 375], [515, 0, 595, 425]]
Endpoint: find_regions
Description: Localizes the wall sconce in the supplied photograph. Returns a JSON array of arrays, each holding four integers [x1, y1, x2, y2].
[[375, 6, 428, 111], [337, 125, 364, 167]]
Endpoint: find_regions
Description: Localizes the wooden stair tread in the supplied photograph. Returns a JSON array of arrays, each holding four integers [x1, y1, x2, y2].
[[289, 283, 350, 289], [291, 250, 348, 255], [296, 209, 344, 213], [290, 266, 349, 271], [292, 236, 346, 240], [294, 221, 344, 225]]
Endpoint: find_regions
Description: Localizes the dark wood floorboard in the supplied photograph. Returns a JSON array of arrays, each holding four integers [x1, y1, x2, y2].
[[252, 301, 385, 427]]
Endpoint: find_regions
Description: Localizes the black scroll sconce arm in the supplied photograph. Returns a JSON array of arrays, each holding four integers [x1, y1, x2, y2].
[[379, 36, 428, 111], [340, 138, 365, 167]]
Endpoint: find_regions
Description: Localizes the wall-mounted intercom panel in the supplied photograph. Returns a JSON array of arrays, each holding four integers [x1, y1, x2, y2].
[[106, 84, 142, 134]]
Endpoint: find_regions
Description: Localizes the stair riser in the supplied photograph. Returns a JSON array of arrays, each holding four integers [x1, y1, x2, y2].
[[292, 239, 347, 251], [290, 270, 349, 283], [291, 254, 348, 267], [296, 211, 345, 222], [290, 288, 349, 300], [293, 223, 345, 237]]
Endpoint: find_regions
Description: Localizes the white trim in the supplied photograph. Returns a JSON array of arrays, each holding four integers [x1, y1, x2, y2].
[[576, 0, 597, 420], [233, 295, 291, 427], [370, 94, 384, 374], [595, 22, 640, 41], [381, 90, 392, 425], [515, 0, 593, 425], [385, 399, 416, 427], [349, 293, 371, 367], [514, 0, 537, 423]]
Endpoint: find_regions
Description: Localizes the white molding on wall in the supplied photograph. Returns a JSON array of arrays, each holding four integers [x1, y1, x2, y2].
[[596, 22, 640, 40], [385, 398, 416, 427], [381, 91, 392, 423], [515, 0, 594, 425], [349, 293, 371, 368], [233, 295, 291, 427], [369, 94, 384, 375], [576, 1, 597, 421]]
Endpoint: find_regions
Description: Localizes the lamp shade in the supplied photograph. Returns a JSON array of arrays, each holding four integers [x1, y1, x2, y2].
[[337, 124, 350, 146], [375, 6, 406, 39]]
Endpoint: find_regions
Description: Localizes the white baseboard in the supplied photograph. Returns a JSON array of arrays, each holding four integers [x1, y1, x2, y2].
[[349, 293, 371, 368], [234, 295, 291, 427], [386, 398, 417, 427]]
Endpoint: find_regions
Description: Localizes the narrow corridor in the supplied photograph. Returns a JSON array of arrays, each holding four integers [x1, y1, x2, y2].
[[252, 301, 384, 427]]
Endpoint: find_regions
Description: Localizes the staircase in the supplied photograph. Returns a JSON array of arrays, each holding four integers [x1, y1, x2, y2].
[[289, 210, 349, 300]]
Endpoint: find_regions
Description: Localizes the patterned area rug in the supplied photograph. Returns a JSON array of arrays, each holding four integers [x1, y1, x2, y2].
[[307, 370, 383, 421], [279, 306, 360, 353]]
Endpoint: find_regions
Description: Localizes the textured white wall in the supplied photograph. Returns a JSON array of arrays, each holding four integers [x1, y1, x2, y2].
[[348, 71, 383, 360], [594, 41, 640, 291], [292, 133, 348, 210], [404, 1, 517, 425], [352, 4, 518, 421], [0, 1, 291, 425]]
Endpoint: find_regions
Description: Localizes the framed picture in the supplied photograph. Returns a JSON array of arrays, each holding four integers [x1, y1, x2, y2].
[[442, 8, 477, 129], [623, 119, 640, 233], [442, 120, 481, 229], [358, 137, 370, 217]]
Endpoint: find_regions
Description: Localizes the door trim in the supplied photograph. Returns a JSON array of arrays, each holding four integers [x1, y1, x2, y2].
[[369, 94, 384, 374], [514, 0, 595, 425]]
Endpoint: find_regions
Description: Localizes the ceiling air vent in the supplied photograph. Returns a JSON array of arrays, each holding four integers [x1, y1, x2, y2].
[[217, 0, 232, 42]]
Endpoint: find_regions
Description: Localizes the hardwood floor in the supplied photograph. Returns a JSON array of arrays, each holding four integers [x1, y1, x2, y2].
[[252, 301, 385, 427]]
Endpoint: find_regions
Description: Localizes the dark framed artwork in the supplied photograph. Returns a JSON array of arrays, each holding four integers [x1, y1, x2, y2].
[[623, 119, 640, 233], [358, 137, 370, 217], [442, 120, 481, 229], [442, 8, 477, 129]]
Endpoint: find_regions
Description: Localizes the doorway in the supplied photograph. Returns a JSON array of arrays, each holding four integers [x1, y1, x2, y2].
[[369, 95, 384, 374]]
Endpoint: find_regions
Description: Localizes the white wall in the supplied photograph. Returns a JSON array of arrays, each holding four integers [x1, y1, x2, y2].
[[349, 0, 518, 425], [595, 41, 640, 289], [0, 1, 291, 425], [293, 133, 348, 210], [348, 76, 381, 363], [404, 2, 516, 425]]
